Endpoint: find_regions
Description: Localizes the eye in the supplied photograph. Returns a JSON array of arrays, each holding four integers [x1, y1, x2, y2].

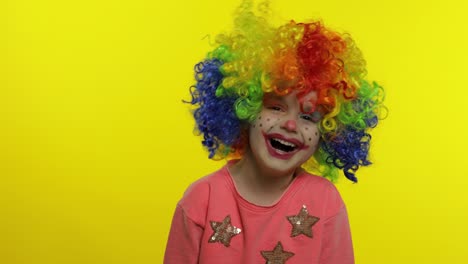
[[267, 105, 284, 112], [300, 111, 322, 123]]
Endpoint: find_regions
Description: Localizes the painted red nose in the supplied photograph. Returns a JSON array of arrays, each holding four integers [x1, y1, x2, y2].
[[283, 120, 297, 132]]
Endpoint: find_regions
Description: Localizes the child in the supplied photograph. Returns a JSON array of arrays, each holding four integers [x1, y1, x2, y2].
[[164, 1, 385, 263]]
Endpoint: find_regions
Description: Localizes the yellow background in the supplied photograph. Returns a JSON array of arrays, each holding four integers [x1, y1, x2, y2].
[[2, 0, 467, 263]]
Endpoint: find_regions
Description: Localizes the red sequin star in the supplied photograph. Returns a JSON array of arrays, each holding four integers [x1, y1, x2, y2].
[[208, 215, 241, 247], [261, 241, 295, 264], [286, 205, 320, 238]]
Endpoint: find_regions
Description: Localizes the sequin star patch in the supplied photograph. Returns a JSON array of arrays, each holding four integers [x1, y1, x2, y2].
[[286, 205, 320, 238], [261, 241, 295, 264], [208, 215, 241, 247]]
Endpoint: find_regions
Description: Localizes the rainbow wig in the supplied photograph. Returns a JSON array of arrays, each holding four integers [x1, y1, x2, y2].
[[186, 1, 386, 183]]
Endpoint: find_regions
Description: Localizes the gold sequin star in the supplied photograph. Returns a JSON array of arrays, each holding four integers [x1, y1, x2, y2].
[[208, 215, 241, 247], [286, 205, 320, 238], [261, 241, 295, 264]]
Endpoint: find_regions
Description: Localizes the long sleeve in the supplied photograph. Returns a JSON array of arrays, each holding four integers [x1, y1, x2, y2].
[[319, 206, 354, 264], [164, 205, 204, 264]]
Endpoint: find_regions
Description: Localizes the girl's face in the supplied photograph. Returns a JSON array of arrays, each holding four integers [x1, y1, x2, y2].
[[248, 91, 321, 176]]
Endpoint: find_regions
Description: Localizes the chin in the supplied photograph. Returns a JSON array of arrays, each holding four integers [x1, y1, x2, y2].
[[257, 154, 305, 177]]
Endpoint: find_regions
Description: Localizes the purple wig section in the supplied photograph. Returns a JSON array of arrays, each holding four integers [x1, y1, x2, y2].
[[322, 127, 373, 182], [186, 59, 241, 158]]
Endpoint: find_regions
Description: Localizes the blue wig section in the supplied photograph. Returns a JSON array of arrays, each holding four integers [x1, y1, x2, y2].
[[186, 58, 241, 158], [321, 128, 372, 183]]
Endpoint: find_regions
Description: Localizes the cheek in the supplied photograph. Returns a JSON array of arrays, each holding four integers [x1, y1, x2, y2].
[[252, 113, 278, 131], [302, 125, 320, 144]]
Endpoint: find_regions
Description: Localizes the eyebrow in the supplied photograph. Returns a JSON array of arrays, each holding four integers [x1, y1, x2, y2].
[[263, 93, 286, 101]]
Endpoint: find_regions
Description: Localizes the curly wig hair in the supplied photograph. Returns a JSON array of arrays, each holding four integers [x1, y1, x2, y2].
[[186, 0, 386, 183]]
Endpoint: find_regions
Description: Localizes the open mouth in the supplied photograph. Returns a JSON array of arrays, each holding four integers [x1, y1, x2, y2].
[[263, 132, 306, 160], [270, 138, 297, 152]]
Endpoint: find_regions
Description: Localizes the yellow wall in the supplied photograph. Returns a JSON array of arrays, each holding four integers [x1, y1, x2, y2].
[[2, 0, 467, 263]]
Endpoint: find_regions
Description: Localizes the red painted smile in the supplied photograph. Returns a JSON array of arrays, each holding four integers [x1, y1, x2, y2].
[[262, 132, 309, 160]]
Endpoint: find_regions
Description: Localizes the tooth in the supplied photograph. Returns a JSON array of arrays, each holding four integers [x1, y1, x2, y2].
[[273, 138, 296, 148]]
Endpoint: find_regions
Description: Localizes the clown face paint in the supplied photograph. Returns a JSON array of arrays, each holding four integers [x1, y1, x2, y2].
[[248, 91, 321, 176]]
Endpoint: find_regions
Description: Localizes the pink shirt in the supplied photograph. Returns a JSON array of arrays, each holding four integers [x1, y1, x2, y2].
[[164, 164, 354, 264]]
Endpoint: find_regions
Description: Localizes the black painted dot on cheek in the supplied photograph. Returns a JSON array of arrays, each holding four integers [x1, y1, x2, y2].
[[260, 123, 262, 127], [309, 138, 311, 141], [315, 132, 318, 136]]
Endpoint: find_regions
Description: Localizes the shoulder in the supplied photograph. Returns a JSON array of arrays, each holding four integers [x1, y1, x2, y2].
[[181, 166, 227, 201], [299, 171, 338, 195], [177, 165, 229, 224], [298, 171, 346, 219]]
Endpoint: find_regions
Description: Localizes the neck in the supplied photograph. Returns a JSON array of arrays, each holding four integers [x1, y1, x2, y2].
[[228, 150, 297, 206]]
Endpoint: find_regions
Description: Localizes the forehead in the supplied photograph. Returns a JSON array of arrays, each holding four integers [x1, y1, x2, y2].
[[263, 90, 318, 102], [263, 91, 318, 113]]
